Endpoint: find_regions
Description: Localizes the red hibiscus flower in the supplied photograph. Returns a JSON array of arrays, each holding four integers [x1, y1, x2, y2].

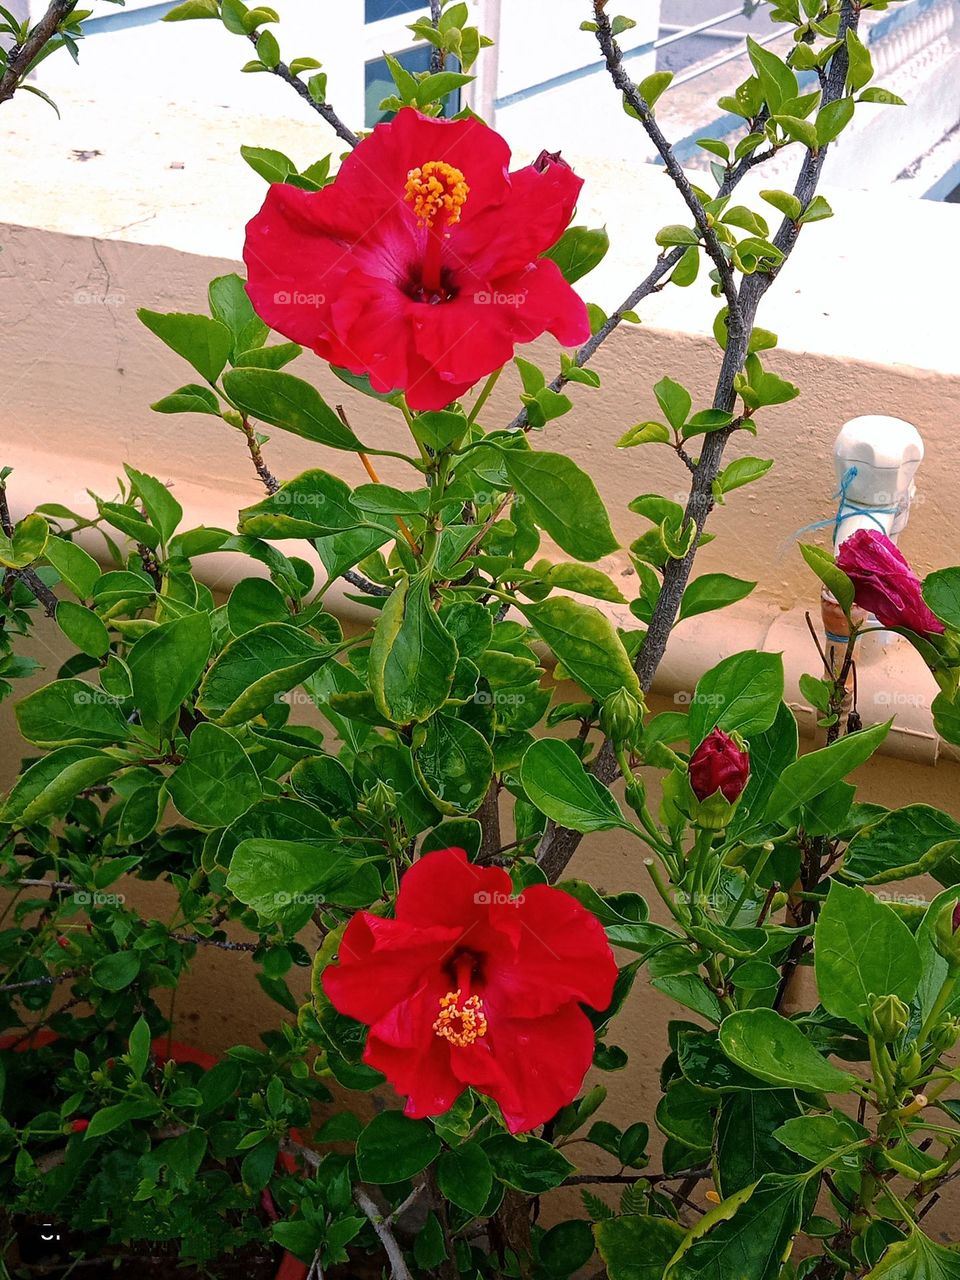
[[243, 108, 591, 412], [836, 529, 944, 636], [322, 847, 617, 1133]]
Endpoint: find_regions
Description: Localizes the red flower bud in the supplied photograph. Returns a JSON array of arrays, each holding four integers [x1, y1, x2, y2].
[[56, 935, 70, 949], [70, 1118, 89, 1133], [689, 729, 750, 804], [836, 529, 943, 637]]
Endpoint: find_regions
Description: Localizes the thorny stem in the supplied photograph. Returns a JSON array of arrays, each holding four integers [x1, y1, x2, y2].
[[536, 0, 859, 885], [0, 0, 78, 104]]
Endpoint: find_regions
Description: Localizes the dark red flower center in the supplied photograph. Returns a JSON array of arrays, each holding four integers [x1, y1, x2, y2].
[[403, 159, 470, 304]]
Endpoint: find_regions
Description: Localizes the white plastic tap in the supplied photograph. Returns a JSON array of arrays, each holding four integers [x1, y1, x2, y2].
[[833, 415, 925, 549]]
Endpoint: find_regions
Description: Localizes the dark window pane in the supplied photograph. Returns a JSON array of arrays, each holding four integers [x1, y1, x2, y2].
[[365, 46, 462, 127], [365, 0, 425, 21]]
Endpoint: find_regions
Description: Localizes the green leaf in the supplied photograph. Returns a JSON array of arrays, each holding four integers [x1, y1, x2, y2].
[[238, 470, 365, 540], [163, 0, 219, 18], [816, 96, 855, 147], [540, 1220, 596, 1276], [0, 513, 48, 569], [127, 1016, 152, 1079], [670, 245, 700, 287], [240, 143, 295, 183], [43, 537, 100, 598], [234, 342, 302, 370], [595, 1215, 686, 1280], [864, 1230, 960, 1279], [845, 28, 873, 93], [617, 422, 671, 448], [356, 1112, 441, 1184], [91, 951, 140, 992], [226, 838, 362, 920], [437, 1142, 494, 1216], [923, 568, 960, 630], [222, 369, 365, 451], [774, 114, 818, 149], [666, 1174, 807, 1280], [637, 69, 673, 108], [715, 456, 773, 495], [122, 466, 183, 545], [678, 574, 756, 623], [687, 651, 784, 746], [654, 377, 692, 431], [128, 612, 213, 727], [747, 35, 797, 112], [151, 383, 222, 416], [520, 739, 628, 833], [858, 87, 906, 107], [773, 1112, 868, 1166], [16, 679, 131, 748], [56, 601, 110, 658], [84, 1098, 159, 1138], [814, 882, 921, 1030], [137, 309, 232, 383], [521, 595, 641, 702], [167, 722, 262, 828], [655, 225, 699, 247], [715, 1090, 806, 1196], [501, 449, 619, 562], [842, 804, 960, 886], [764, 720, 891, 820], [718, 1009, 857, 1092], [197, 622, 333, 726], [799, 543, 854, 613], [413, 713, 493, 816], [543, 225, 610, 284], [483, 1133, 574, 1193], [760, 189, 802, 221], [0, 747, 117, 824], [798, 195, 833, 224], [208, 273, 268, 355], [369, 575, 457, 725]]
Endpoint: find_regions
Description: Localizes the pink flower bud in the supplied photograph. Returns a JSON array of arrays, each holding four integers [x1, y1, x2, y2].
[[689, 729, 750, 804], [836, 529, 943, 637]]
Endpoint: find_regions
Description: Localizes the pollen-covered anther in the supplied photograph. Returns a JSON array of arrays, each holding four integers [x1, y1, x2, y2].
[[405, 160, 470, 230], [433, 989, 487, 1047]]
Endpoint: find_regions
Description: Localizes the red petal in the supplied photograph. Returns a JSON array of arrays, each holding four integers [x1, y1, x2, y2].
[[455, 154, 585, 279], [364, 980, 466, 1119], [322, 911, 459, 1026], [396, 848, 520, 942], [488, 885, 618, 1016], [454, 1003, 597, 1133]]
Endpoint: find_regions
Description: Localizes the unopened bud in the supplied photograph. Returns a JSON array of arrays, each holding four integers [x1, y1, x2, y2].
[[869, 993, 909, 1044], [360, 780, 398, 824], [928, 1016, 960, 1056], [600, 688, 642, 746], [689, 728, 750, 803], [897, 1045, 923, 1085], [933, 899, 960, 970]]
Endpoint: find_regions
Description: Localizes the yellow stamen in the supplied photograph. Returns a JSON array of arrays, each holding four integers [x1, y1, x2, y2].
[[433, 989, 487, 1048], [404, 160, 469, 230]]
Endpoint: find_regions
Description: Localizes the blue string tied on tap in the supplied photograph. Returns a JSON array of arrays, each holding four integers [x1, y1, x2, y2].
[[789, 465, 900, 645]]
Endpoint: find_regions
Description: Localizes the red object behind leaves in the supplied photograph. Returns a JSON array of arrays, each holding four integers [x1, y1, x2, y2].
[[688, 728, 750, 803], [836, 528, 944, 637], [243, 108, 591, 411], [322, 847, 617, 1133]]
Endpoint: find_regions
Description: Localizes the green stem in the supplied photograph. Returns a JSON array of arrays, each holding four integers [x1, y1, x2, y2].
[[467, 368, 502, 425], [724, 845, 773, 927], [917, 971, 958, 1049]]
